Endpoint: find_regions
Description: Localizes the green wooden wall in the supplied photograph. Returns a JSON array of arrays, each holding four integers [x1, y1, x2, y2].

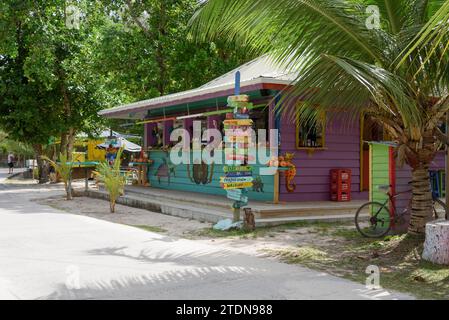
[[370, 143, 390, 203], [147, 150, 275, 202], [370, 143, 391, 221]]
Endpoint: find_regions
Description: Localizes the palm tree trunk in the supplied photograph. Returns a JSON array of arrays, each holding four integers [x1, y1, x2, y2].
[[408, 165, 433, 236], [64, 181, 73, 201], [110, 199, 116, 213]]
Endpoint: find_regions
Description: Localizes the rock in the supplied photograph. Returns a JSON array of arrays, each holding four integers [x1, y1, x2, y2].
[[422, 220, 449, 265]]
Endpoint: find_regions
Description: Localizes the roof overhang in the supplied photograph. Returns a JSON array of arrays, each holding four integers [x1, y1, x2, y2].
[[99, 78, 291, 120]]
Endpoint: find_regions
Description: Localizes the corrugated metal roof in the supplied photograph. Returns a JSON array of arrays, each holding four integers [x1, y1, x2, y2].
[[199, 54, 298, 88], [99, 55, 298, 119]]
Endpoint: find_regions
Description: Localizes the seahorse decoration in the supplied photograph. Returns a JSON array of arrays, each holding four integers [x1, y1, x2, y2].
[[187, 161, 215, 185], [281, 153, 297, 193], [155, 155, 176, 185]]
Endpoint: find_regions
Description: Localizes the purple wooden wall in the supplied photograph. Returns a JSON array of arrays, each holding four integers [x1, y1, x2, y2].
[[279, 115, 368, 202]]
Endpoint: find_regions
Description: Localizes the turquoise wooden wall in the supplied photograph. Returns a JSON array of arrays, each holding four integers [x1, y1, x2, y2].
[[147, 150, 275, 202]]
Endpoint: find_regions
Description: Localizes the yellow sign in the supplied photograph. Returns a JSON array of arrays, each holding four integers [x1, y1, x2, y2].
[[223, 182, 253, 190], [223, 119, 253, 126], [224, 136, 252, 143]]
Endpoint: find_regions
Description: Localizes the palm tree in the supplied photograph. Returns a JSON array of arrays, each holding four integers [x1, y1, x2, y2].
[[43, 153, 74, 200], [94, 147, 128, 213], [191, 0, 449, 236]]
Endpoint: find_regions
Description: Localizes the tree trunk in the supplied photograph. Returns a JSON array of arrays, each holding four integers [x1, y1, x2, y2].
[[66, 128, 75, 161], [33, 144, 49, 184], [408, 165, 434, 236], [64, 181, 73, 201], [110, 199, 116, 213], [60, 132, 67, 159]]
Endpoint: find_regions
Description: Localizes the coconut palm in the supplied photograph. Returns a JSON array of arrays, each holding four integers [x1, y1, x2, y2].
[[94, 147, 128, 213], [43, 153, 74, 200], [191, 0, 449, 235]]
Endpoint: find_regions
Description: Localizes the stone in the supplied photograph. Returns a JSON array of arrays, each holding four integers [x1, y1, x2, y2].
[[422, 220, 449, 265]]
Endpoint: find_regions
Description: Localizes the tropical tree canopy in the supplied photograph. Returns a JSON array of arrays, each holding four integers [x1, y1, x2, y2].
[[191, 0, 449, 235]]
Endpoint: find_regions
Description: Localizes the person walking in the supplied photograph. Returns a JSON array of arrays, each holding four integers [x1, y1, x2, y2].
[[7, 152, 14, 174]]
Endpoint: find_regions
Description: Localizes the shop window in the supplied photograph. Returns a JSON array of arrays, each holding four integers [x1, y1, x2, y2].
[[250, 108, 269, 145], [296, 118, 325, 149], [150, 123, 164, 148]]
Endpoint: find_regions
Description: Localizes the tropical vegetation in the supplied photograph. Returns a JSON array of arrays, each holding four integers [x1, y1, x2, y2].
[[42, 153, 74, 200], [0, 0, 252, 181], [94, 147, 126, 213], [191, 0, 449, 236]]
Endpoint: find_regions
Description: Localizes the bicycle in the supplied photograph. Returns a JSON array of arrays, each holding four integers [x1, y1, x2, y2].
[[355, 184, 448, 238]]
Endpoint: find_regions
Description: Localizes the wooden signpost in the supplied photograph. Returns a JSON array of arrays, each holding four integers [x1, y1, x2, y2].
[[220, 71, 253, 221]]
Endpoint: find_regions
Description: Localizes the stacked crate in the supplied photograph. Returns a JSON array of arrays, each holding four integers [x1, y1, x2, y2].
[[330, 169, 352, 202]]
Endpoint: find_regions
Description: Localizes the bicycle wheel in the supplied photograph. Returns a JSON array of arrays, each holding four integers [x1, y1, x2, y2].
[[433, 197, 448, 220], [355, 202, 392, 238]]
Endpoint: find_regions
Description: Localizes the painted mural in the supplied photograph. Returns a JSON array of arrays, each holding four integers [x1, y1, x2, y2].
[[147, 150, 275, 202]]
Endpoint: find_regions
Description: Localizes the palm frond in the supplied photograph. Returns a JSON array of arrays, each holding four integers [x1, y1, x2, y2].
[[397, 0, 449, 68], [277, 55, 422, 132], [191, 0, 387, 71], [93, 147, 127, 213], [358, 0, 410, 33], [42, 153, 73, 184]]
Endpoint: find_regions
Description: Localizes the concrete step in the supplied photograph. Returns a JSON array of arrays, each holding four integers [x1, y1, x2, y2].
[[256, 214, 358, 227], [87, 190, 232, 223], [125, 186, 232, 211], [253, 206, 360, 219], [86, 189, 365, 226]]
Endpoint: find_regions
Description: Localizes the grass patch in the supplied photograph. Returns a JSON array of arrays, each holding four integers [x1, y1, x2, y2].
[[131, 225, 167, 233], [265, 233, 449, 300], [192, 220, 350, 239], [193, 228, 258, 239], [190, 219, 449, 299]]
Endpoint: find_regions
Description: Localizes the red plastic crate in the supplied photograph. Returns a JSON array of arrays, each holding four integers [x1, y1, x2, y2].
[[330, 169, 352, 202]]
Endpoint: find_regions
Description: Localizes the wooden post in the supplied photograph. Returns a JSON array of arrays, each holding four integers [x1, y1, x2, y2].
[[243, 208, 255, 231], [273, 170, 280, 204], [232, 207, 240, 223]]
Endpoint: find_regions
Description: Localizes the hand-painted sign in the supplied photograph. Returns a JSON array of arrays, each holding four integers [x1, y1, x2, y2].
[[223, 129, 252, 136], [224, 165, 252, 173], [221, 90, 254, 210], [224, 136, 251, 143], [223, 119, 253, 126], [223, 181, 253, 190], [225, 171, 253, 177], [226, 189, 249, 204], [234, 113, 250, 119], [220, 176, 254, 184], [227, 188, 242, 197], [226, 154, 256, 161]]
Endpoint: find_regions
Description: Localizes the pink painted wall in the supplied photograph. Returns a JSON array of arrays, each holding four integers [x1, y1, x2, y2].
[[279, 115, 368, 202]]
